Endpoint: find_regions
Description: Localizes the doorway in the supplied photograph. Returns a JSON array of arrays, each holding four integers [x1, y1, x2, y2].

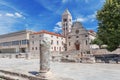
[[75, 41, 80, 50]]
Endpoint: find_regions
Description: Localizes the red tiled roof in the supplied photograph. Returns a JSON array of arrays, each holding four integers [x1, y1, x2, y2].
[[31, 30, 64, 37], [88, 30, 94, 33]]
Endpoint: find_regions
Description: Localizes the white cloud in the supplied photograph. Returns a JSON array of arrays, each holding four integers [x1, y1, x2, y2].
[[6, 13, 14, 17], [53, 21, 62, 32], [0, 1, 26, 34], [56, 22, 62, 27], [88, 11, 97, 19], [76, 17, 87, 22], [87, 11, 97, 22], [0, 15, 17, 34], [74, 11, 97, 23], [15, 12, 22, 18], [5, 12, 24, 18]]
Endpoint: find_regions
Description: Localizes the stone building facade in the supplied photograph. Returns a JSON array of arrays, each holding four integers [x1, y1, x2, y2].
[[66, 22, 90, 53], [29, 30, 65, 58], [62, 9, 91, 53], [0, 30, 32, 53], [61, 9, 95, 62]]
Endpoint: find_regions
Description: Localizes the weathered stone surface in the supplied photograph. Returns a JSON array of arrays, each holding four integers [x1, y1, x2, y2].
[[40, 40, 50, 73]]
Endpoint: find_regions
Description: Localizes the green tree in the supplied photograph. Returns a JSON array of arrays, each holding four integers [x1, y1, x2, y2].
[[97, 0, 120, 52], [91, 38, 103, 49]]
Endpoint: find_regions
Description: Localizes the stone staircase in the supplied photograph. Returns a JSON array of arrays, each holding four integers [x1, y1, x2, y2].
[[0, 70, 44, 80]]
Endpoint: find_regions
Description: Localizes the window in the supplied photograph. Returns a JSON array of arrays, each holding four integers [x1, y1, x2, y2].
[[22, 40, 29, 45], [76, 36, 79, 38], [51, 35, 53, 37], [51, 40, 53, 45], [36, 47, 37, 50], [86, 40, 88, 45], [32, 41, 34, 44], [54, 47, 56, 51], [63, 19, 67, 22], [85, 35, 88, 37], [69, 19, 71, 22], [76, 30, 79, 34], [66, 55, 68, 58], [32, 36, 34, 38], [69, 42, 71, 46], [66, 23, 68, 26], [39, 35, 41, 37], [68, 36, 71, 39], [57, 41, 59, 45], [12, 41, 20, 45], [62, 41, 64, 45]]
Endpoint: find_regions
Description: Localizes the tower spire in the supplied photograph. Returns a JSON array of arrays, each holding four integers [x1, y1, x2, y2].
[[62, 9, 72, 37], [62, 9, 71, 15]]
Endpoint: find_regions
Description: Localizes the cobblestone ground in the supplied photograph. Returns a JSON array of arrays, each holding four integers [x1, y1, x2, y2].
[[0, 58, 120, 80]]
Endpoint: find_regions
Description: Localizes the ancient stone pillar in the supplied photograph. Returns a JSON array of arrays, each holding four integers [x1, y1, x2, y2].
[[38, 40, 50, 78]]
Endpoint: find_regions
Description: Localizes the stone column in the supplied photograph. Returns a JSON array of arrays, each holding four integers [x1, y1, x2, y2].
[[38, 40, 50, 79]]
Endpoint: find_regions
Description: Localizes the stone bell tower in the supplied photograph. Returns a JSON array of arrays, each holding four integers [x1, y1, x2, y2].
[[62, 9, 72, 37]]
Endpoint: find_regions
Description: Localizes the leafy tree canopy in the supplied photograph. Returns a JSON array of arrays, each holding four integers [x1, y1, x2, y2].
[[97, 0, 120, 52]]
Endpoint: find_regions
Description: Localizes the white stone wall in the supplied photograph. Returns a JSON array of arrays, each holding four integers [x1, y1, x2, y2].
[[93, 48, 120, 55], [29, 33, 65, 56]]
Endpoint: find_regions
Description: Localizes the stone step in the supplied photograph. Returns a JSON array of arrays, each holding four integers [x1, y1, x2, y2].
[[0, 72, 27, 80], [0, 70, 44, 80]]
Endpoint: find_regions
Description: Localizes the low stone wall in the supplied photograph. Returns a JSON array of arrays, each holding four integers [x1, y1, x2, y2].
[[92, 48, 120, 55], [0, 53, 28, 59]]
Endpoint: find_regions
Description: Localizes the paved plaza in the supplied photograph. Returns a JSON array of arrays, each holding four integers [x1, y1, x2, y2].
[[0, 58, 120, 80]]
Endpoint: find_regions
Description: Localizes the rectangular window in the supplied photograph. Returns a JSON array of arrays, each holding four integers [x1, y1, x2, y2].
[[32, 36, 34, 38], [36, 47, 37, 50], [12, 41, 20, 45], [86, 40, 88, 45], [32, 41, 34, 44], [69, 42, 71, 46], [76, 36, 79, 38], [57, 41, 59, 45], [51, 40, 53, 45], [22, 40, 29, 45], [62, 41, 64, 45], [54, 47, 56, 51], [63, 19, 67, 22]]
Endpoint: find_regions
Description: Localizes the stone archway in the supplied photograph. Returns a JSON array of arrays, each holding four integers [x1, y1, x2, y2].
[[75, 41, 80, 50]]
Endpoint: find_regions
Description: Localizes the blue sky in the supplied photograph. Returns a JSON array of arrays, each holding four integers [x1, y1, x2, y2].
[[0, 0, 105, 34]]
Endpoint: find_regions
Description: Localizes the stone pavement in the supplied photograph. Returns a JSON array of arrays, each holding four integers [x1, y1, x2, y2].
[[0, 58, 120, 80]]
